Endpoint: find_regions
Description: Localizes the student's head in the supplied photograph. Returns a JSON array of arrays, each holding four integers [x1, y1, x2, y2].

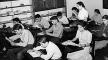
[[77, 21, 86, 32], [50, 16, 59, 25], [76, 1, 85, 10], [34, 14, 41, 22], [102, 15, 108, 24], [72, 7, 79, 13], [12, 18, 22, 24], [57, 12, 62, 19], [13, 24, 23, 34], [94, 9, 101, 14], [39, 36, 49, 48]]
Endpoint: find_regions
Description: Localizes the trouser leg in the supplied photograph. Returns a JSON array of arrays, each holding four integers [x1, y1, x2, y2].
[[7, 47, 23, 60], [17, 44, 33, 60]]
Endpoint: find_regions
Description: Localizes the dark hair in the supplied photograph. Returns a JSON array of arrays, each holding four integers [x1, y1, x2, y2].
[[39, 35, 50, 43], [94, 9, 101, 14], [50, 16, 59, 22], [78, 20, 87, 27], [35, 14, 41, 18], [72, 7, 79, 13], [57, 12, 62, 17], [12, 18, 22, 23], [102, 15, 108, 20], [13, 24, 23, 31], [77, 1, 85, 8]]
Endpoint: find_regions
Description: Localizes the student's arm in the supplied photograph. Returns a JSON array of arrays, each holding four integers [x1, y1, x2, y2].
[[15, 31, 29, 47], [9, 35, 20, 41], [71, 30, 79, 42], [46, 26, 53, 33], [40, 49, 54, 60], [46, 25, 63, 37], [84, 10, 89, 21], [79, 32, 92, 47], [71, 37, 78, 42], [5, 35, 20, 46], [103, 26, 108, 37], [33, 46, 45, 51], [64, 16, 69, 24], [5, 37, 15, 46]]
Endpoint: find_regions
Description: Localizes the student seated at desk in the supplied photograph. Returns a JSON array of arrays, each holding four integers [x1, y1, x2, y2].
[[32, 14, 50, 29], [57, 12, 69, 26], [45, 16, 63, 44], [27, 36, 62, 60], [12, 17, 24, 29], [98, 15, 108, 37], [93, 15, 108, 40], [6, 24, 34, 60], [77, 1, 89, 22], [62, 21, 92, 60], [95, 15, 108, 60], [91, 9, 102, 25], [69, 7, 79, 23]]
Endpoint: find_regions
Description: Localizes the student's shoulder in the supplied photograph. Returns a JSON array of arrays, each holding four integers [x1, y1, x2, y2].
[[57, 22, 62, 26], [49, 42, 57, 46], [85, 30, 92, 35], [23, 29, 30, 32]]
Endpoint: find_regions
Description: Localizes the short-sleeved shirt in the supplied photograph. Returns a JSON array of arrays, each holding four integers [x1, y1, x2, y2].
[[75, 30, 92, 44], [58, 16, 69, 24], [10, 29, 34, 47], [33, 42, 62, 60], [91, 14, 102, 24], [78, 8, 88, 21], [46, 23, 63, 38]]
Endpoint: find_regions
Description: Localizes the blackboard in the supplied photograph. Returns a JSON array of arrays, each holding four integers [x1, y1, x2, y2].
[[103, 0, 108, 9], [33, 0, 65, 12], [0, 0, 15, 2]]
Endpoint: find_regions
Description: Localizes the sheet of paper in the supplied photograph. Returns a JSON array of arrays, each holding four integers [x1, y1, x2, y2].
[[28, 51, 41, 58]]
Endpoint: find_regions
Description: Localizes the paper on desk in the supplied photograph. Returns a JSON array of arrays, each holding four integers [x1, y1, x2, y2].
[[28, 51, 40, 58], [62, 40, 76, 46], [37, 32, 44, 35]]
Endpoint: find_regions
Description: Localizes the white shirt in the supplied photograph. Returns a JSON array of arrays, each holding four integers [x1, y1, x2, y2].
[[32, 21, 41, 28], [67, 30, 92, 60], [10, 29, 34, 47], [78, 8, 88, 21], [58, 16, 69, 24], [34, 42, 62, 60], [75, 30, 92, 44]]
